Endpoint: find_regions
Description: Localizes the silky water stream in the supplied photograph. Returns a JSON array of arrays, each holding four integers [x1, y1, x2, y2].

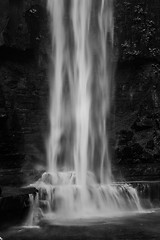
[[25, 0, 145, 227]]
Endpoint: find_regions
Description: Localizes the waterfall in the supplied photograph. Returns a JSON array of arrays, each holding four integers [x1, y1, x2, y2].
[[47, 0, 113, 186], [26, 0, 143, 225]]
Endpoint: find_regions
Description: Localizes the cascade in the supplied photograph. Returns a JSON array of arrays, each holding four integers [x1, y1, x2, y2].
[[27, 0, 143, 225]]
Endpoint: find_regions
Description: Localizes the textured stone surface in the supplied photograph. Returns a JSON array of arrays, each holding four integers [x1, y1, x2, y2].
[[0, 186, 37, 230], [0, 0, 49, 186], [112, 0, 160, 179]]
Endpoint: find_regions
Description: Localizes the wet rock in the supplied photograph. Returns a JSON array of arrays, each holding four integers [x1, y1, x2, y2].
[[115, 0, 160, 61], [114, 60, 160, 178], [0, 186, 38, 229]]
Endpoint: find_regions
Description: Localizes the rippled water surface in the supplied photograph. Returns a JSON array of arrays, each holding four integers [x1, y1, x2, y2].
[[2, 210, 160, 240]]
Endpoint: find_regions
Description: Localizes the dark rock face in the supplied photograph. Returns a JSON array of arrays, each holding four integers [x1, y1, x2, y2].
[[113, 0, 160, 179], [0, 0, 49, 186], [0, 186, 38, 230], [113, 60, 160, 179], [114, 0, 160, 61], [115, 63, 160, 152], [0, 0, 160, 185]]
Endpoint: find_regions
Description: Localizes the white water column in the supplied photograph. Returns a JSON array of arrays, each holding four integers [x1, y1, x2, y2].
[[46, 0, 65, 173], [72, 0, 92, 186], [46, 0, 113, 184]]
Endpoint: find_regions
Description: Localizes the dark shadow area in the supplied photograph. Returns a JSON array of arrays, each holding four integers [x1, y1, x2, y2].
[[0, 45, 35, 64]]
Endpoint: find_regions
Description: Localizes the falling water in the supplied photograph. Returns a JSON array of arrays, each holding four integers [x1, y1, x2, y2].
[[47, 0, 113, 185], [27, 0, 143, 225]]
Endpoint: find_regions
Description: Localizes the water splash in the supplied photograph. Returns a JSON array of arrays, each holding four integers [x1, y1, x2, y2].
[[28, 172, 142, 225], [24, 194, 40, 227], [26, 0, 143, 225]]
